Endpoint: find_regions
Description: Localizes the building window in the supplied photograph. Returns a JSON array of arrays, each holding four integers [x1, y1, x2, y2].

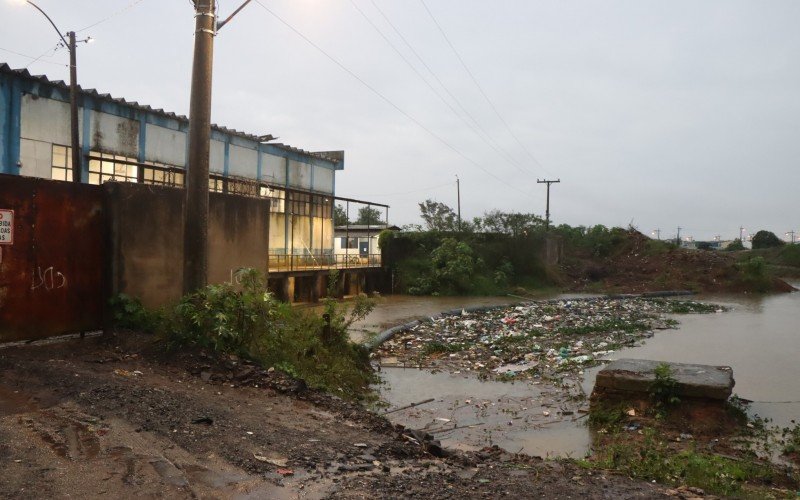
[[143, 163, 184, 187], [260, 186, 285, 213], [88, 152, 138, 185], [209, 176, 225, 193], [51, 144, 73, 182]]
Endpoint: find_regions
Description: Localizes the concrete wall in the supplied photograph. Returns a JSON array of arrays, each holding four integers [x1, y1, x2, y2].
[[106, 182, 270, 308]]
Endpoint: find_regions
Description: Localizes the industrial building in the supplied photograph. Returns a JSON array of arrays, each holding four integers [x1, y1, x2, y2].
[[0, 62, 386, 272]]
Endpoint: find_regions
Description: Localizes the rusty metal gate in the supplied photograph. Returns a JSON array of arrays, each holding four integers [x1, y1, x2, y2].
[[0, 175, 105, 342]]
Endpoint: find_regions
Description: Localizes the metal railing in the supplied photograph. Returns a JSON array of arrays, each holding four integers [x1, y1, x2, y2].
[[268, 253, 382, 272]]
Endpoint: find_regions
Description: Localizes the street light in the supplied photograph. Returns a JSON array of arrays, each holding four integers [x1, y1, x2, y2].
[[15, 0, 85, 183]]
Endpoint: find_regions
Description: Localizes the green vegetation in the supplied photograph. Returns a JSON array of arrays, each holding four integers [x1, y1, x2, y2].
[[583, 428, 776, 497], [751, 230, 785, 249], [113, 269, 377, 400], [777, 244, 800, 267], [559, 318, 651, 335], [109, 293, 158, 331], [422, 341, 466, 355], [649, 363, 681, 412], [726, 238, 746, 251], [736, 255, 772, 292], [782, 422, 800, 455]]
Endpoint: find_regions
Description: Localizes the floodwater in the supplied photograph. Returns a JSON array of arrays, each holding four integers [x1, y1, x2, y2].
[[373, 287, 800, 457]]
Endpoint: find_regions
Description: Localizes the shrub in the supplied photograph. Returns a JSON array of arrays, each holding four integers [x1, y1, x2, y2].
[[158, 269, 377, 399], [751, 230, 785, 249], [736, 256, 772, 292], [109, 294, 159, 331], [726, 239, 745, 251], [650, 363, 681, 411]]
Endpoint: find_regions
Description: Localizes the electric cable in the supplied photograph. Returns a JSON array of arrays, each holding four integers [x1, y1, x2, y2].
[[76, 0, 148, 33], [253, 0, 533, 198]]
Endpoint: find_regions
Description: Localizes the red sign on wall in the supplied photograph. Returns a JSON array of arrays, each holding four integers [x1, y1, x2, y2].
[[0, 209, 13, 245]]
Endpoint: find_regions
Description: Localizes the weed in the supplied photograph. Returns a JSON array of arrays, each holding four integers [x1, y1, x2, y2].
[[158, 268, 377, 400], [647, 299, 721, 314], [422, 341, 466, 355], [782, 422, 800, 455], [109, 294, 159, 331], [588, 428, 776, 496], [649, 363, 680, 412]]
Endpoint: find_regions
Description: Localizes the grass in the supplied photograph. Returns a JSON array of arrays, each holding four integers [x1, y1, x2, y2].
[[558, 318, 652, 335], [422, 341, 466, 355], [582, 428, 778, 497], [646, 299, 721, 314]]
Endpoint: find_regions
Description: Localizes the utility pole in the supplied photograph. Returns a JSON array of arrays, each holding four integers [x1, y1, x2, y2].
[[787, 230, 796, 244], [739, 226, 745, 242], [537, 178, 560, 231], [183, 0, 216, 294], [455, 175, 461, 231], [182, 0, 252, 294], [18, 2, 82, 182], [676, 226, 682, 246], [68, 31, 80, 183], [652, 229, 661, 240]]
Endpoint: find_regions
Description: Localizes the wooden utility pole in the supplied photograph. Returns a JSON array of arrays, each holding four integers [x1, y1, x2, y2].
[[536, 179, 560, 230], [183, 0, 216, 294]]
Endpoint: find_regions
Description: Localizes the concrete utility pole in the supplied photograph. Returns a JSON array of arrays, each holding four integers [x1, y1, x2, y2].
[[676, 226, 682, 246], [19, 1, 81, 181], [183, 0, 253, 294], [183, 0, 216, 294], [455, 175, 461, 231], [537, 178, 560, 231], [652, 229, 661, 240], [739, 226, 745, 242], [787, 230, 796, 244]]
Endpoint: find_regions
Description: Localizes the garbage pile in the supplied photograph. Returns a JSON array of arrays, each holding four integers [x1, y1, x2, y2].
[[375, 299, 724, 382]]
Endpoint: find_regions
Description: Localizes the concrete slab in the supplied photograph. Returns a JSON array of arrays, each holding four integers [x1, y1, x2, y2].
[[594, 358, 735, 400]]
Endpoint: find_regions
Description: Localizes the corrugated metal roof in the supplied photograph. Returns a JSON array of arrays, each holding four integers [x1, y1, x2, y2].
[[0, 62, 342, 164]]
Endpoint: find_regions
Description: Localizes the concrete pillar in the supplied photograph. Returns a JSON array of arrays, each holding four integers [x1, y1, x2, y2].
[[283, 276, 295, 303]]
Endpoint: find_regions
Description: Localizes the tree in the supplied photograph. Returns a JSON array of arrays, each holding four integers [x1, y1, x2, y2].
[[418, 199, 457, 231], [726, 238, 745, 251], [479, 210, 544, 238], [355, 206, 383, 225], [752, 230, 785, 249], [333, 204, 350, 227]]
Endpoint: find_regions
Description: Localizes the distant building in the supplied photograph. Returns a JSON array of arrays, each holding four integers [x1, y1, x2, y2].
[[334, 224, 399, 265]]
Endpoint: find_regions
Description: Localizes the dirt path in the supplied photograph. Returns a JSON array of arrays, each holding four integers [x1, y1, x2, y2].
[[0, 333, 675, 499]]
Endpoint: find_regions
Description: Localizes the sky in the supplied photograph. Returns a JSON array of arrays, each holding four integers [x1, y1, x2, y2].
[[1, 0, 798, 242]]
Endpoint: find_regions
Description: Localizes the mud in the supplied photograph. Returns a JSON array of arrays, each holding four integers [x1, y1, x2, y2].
[[0, 333, 676, 499]]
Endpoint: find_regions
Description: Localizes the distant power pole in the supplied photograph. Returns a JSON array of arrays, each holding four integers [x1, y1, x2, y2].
[[787, 230, 796, 244], [652, 229, 661, 240], [455, 175, 461, 231], [676, 226, 682, 246], [537, 179, 560, 231], [739, 226, 745, 242]]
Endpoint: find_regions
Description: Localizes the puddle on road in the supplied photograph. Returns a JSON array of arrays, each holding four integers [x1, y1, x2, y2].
[[378, 367, 591, 458]]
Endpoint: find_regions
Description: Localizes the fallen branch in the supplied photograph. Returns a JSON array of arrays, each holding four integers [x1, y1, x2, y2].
[[383, 398, 435, 415]]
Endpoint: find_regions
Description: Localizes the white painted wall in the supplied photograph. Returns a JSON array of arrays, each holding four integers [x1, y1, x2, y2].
[[210, 139, 225, 173], [229, 144, 258, 177], [313, 165, 334, 193], [144, 123, 186, 166], [20, 95, 72, 144], [288, 159, 312, 190], [263, 153, 285, 184], [90, 111, 138, 157]]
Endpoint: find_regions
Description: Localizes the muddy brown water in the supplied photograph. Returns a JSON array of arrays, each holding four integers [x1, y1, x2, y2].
[[371, 288, 800, 458]]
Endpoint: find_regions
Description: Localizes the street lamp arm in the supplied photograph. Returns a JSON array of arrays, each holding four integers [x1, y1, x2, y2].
[[216, 0, 252, 30], [25, 0, 69, 47]]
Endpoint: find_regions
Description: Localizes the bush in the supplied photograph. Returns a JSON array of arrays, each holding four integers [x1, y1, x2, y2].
[[751, 230, 785, 249], [736, 256, 772, 292], [109, 294, 159, 331], [726, 239, 745, 251], [158, 269, 377, 399], [778, 244, 800, 267]]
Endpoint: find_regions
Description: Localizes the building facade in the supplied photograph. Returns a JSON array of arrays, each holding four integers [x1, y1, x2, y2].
[[0, 63, 343, 262]]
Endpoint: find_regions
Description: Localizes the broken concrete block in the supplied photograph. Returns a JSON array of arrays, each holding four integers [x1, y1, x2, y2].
[[594, 358, 734, 400]]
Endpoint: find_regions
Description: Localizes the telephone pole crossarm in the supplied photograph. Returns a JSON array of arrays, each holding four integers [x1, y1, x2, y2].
[[536, 178, 560, 230]]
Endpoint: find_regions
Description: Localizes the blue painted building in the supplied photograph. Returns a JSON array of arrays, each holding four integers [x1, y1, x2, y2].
[[0, 63, 346, 259]]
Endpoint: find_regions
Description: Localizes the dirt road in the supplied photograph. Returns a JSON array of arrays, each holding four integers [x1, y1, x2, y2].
[[0, 333, 674, 499]]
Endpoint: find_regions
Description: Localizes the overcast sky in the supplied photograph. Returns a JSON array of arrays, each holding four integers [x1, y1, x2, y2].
[[1, 0, 798, 241]]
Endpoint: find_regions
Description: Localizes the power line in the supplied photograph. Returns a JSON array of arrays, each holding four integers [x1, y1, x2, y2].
[[419, 0, 552, 177], [76, 0, 148, 33], [363, 0, 531, 176], [370, 180, 454, 198], [0, 46, 67, 67], [252, 0, 531, 198], [24, 43, 65, 70]]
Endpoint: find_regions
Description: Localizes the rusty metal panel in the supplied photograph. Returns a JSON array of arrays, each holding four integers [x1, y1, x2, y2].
[[0, 174, 105, 342]]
